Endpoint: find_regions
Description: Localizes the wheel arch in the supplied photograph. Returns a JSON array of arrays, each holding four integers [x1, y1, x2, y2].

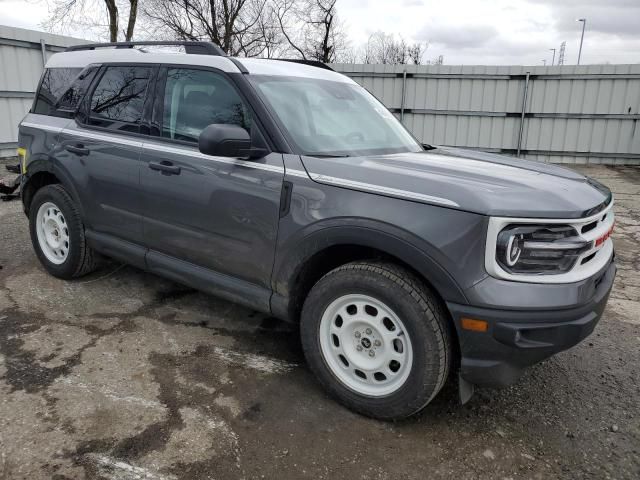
[[271, 222, 468, 323], [22, 159, 85, 220]]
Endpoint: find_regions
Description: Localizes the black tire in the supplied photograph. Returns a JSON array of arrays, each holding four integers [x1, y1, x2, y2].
[[300, 261, 452, 420], [29, 184, 98, 279]]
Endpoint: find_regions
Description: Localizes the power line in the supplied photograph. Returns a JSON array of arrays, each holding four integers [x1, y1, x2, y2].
[[558, 41, 566, 65]]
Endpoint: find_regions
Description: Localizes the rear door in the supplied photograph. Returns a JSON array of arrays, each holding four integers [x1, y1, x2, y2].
[[139, 66, 284, 290], [58, 64, 155, 245]]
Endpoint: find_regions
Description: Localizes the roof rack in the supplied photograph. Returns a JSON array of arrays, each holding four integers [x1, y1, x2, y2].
[[278, 59, 334, 71], [65, 41, 225, 56]]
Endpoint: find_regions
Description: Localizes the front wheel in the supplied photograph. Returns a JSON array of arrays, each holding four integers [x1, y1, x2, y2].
[[300, 261, 452, 420]]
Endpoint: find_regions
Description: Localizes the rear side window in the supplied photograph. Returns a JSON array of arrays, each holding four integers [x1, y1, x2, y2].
[[88, 66, 151, 132], [33, 68, 82, 115], [161, 68, 251, 143]]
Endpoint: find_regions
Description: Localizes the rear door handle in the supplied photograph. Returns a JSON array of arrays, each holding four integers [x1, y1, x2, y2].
[[65, 144, 90, 156], [149, 161, 181, 175]]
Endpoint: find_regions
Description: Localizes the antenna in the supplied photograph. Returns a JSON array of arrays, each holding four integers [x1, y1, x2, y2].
[[558, 41, 566, 65]]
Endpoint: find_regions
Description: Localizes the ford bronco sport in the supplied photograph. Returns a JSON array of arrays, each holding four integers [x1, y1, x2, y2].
[[17, 41, 616, 420]]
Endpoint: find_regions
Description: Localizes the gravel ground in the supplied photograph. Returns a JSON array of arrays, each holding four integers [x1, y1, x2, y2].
[[0, 161, 638, 480]]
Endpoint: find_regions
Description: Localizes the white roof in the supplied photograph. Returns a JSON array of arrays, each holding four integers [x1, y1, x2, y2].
[[45, 48, 354, 83], [238, 58, 354, 83]]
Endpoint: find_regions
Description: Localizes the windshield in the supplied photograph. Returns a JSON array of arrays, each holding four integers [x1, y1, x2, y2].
[[249, 75, 423, 157]]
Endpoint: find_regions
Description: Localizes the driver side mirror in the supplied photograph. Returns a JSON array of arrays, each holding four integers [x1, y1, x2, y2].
[[198, 124, 268, 159]]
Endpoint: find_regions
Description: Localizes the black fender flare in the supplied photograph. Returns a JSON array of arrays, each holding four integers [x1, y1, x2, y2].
[[271, 218, 468, 320]]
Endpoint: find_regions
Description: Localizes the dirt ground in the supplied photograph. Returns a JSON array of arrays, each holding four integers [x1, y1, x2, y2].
[[0, 161, 638, 480]]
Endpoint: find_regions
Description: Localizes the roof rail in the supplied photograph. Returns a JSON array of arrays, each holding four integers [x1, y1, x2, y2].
[[65, 41, 225, 56], [278, 59, 334, 71]]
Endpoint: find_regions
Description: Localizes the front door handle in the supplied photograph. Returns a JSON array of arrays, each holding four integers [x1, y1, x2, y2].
[[65, 144, 89, 156], [149, 161, 181, 175]]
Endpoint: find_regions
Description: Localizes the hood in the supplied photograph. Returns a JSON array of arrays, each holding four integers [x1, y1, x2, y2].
[[300, 146, 611, 218]]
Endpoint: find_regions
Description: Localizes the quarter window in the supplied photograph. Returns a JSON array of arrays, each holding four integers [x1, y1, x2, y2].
[[88, 66, 151, 132], [33, 68, 82, 115], [161, 68, 251, 143]]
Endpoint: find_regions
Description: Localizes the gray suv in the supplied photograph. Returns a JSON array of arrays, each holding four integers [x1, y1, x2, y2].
[[18, 41, 616, 420]]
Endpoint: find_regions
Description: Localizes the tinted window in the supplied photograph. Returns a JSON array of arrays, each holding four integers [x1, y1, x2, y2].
[[57, 66, 99, 113], [33, 68, 82, 115], [88, 66, 151, 132], [162, 68, 251, 143]]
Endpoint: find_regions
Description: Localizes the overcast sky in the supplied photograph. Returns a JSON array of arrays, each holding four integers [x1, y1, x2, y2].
[[1, 0, 638, 65]]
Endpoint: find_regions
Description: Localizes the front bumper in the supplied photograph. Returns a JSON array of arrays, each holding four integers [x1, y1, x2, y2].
[[447, 258, 616, 387]]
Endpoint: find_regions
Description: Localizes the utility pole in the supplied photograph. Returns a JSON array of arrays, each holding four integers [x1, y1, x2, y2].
[[542, 59, 546, 66], [549, 48, 556, 66], [577, 18, 586, 65]]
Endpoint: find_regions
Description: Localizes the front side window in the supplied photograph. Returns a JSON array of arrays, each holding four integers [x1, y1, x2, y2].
[[162, 68, 251, 143], [249, 75, 422, 157], [88, 66, 151, 132], [33, 68, 82, 115]]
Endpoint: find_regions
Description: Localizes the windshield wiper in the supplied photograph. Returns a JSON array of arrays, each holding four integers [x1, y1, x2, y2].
[[422, 143, 437, 151], [305, 152, 351, 158]]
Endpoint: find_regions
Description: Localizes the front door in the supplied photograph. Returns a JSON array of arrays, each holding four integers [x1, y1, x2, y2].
[[140, 67, 284, 289]]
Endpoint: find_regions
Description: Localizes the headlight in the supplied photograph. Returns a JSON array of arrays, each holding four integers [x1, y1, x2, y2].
[[496, 225, 591, 275]]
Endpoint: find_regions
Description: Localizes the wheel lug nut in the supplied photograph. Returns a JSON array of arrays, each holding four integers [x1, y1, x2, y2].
[[356, 345, 363, 351], [374, 340, 381, 347], [355, 331, 361, 338], [365, 328, 372, 335], [369, 350, 375, 357]]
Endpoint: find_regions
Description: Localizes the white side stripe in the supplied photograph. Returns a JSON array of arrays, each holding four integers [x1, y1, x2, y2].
[[285, 169, 309, 178], [23, 121, 284, 174], [66, 128, 143, 147], [21, 121, 459, 208], [142, 141, 284, 174], [309, 173, 460, 208], [20, 122, 63, 133]]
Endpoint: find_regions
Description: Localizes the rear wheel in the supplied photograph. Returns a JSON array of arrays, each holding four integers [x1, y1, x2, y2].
[[29, 184, 98, 279], [301, 261, 451, 420]]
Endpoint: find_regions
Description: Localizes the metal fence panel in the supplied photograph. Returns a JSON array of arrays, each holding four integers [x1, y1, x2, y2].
[[0, 25, 85, 157], [332, 63, 640, 164]]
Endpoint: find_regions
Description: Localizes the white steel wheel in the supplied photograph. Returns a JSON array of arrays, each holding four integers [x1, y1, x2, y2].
[[319, 294, 414, 397], [35, 201, 70, 265]]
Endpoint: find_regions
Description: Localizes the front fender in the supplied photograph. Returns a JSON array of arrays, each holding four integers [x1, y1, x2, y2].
[[271, 217, 472, 320]]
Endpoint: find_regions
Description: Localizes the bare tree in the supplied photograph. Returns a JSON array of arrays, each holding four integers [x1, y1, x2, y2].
[[124, 0, 139, 41], [42, 0, 139, 41], [335, 45, 361, 64], [143, 0, 271, 56], [407, 42, 427, 65], [254, 3, 285, 58], [275, 0, 347, 63], [363, 32, 414, 64], [307, 0, 340, 62]]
